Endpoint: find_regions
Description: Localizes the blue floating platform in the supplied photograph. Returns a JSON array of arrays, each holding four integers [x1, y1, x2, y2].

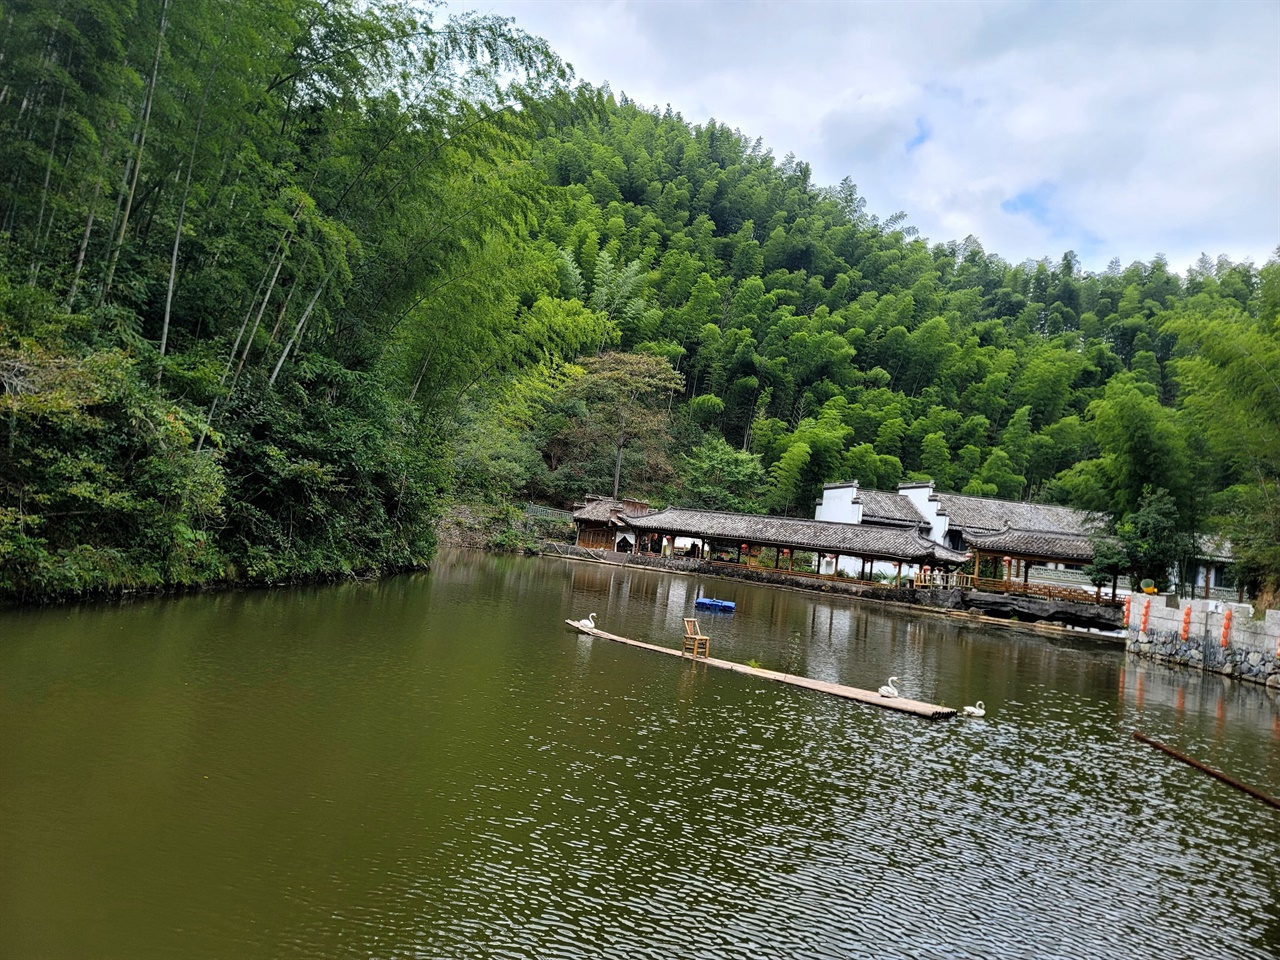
[[694, 597, 735, 612]]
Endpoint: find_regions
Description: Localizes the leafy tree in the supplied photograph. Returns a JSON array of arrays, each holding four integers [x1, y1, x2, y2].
[[1084, 533, 1128, 600], [676, 435, 767, 513], [1088, 378, 1189, 514], [1166, 298, 1280, 602], [766, 441, 811, 515], [919, 431, 952, 487], [1217, 481, 1280, 605], [964, 449, 1024, 500], [1112, 487, 1193, 592], [555, 352, 685, 500]]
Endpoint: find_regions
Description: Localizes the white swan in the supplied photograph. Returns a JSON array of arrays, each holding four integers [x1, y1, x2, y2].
[[963, 700, 986, 718], [878, 676, 900, 698], [575, 612, 597, 631]]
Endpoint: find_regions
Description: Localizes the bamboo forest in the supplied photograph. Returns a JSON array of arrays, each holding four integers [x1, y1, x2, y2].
[[2, 0, 1278, 606]]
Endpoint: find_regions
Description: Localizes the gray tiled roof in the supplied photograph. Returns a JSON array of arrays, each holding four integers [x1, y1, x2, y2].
[[935, 493, 1094, 538], [964, 528, 1095, 562], [1195, 534, 1233, 562], [572, 497, 650, 523], [629, 507, 970, 564], [856, 488, 926, 527]]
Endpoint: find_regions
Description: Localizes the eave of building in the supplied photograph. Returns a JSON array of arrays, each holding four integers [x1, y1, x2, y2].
[[628, 507, 969, 564], [964, 528, 1094, 563]]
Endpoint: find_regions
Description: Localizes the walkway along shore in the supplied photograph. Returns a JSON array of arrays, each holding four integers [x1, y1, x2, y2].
[[565, 620, 958, 720]]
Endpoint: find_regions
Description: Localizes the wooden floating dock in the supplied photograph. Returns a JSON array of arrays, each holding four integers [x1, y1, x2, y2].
[[566, 620, 957, 720]]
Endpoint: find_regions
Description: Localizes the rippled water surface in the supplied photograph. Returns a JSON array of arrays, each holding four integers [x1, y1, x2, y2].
[[2, 551, 1278, 959]]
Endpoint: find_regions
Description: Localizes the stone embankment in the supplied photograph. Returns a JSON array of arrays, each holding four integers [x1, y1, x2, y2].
[[1126, 594, 1280, 689]]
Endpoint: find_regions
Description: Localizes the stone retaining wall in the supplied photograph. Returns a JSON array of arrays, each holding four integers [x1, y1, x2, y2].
[[1125, 594, 1280, 688]]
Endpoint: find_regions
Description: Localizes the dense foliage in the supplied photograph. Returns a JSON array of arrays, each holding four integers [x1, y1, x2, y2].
[[494, 93, 1279, 600], [2, 4, 1277, 604], [0, 0, 580, 599]]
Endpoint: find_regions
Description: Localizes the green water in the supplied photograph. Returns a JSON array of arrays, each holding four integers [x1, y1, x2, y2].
[[2, 550, 1277, 958]]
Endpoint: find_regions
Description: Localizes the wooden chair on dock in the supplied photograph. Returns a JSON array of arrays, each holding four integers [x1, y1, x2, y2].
[[682, 618, 710, 659]]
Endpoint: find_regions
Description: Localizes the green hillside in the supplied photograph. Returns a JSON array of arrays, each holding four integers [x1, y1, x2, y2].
[[1, 2, 1276, 603]]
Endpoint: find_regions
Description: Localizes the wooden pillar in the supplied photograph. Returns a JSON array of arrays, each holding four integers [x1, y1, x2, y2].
[[1023, 559, 1030, 585], [972, 550, 981, 582], [1202, 564, 1210, 599], [860, 556, 868, 580], [787, 550, 793, 571]]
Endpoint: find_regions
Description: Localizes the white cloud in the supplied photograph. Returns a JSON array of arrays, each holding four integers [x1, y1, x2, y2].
[[449, 0, 1280, 272]]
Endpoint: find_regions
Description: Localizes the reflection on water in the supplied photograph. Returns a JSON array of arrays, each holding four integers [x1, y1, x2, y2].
[[1, 549, 1277, 959]]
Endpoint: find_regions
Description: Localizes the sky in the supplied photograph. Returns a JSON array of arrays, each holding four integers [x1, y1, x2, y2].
[[446, 0, 1280, 274]]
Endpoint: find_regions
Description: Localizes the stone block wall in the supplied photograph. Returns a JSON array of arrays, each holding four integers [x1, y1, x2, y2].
[[1125, 594, 1280, 688]]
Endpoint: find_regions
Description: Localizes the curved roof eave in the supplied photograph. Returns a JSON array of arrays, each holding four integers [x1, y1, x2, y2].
[[629, 507, 956, 563]]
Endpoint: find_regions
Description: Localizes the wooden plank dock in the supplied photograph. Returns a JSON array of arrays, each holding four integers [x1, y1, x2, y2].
[[565, 620, 957, 720]]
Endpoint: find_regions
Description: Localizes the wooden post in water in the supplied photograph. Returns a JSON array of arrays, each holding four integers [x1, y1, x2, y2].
[[1133, 731, 1280, 809]]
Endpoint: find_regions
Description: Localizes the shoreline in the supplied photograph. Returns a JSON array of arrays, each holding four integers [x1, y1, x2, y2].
[[538, 544, 1127, 645]]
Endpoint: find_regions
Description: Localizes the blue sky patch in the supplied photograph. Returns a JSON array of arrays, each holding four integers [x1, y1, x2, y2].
[[1000, 182, 1057, 226], [905, 117, 931, 153], [1002, 183, 1105, 254]]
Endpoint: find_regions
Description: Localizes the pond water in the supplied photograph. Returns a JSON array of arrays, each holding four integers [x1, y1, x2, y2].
[[2, 550, 1277, 959]]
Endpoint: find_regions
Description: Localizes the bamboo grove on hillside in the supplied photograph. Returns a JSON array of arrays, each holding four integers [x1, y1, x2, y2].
[[1, 1, 1278, 603]]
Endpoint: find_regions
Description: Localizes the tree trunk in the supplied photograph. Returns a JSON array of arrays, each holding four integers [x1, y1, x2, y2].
[[99, 0, 170, 304], [29, 86, 65, 280], [268, 274, 328, 386], [233, 241, 290, 379], [159, 62, 216, 373], [66, 136, 112, 309], [612, 440, 625, 499], [263, 278, 299, 352], [195, 229, 291, 453]]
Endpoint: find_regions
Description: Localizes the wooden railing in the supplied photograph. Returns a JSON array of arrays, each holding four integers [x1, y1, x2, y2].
[[962, 576, 1114, 606], [526, 503, 574, 521]]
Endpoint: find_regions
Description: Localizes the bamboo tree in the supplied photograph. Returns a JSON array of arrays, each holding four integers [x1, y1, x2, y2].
[[66, 135, 113, 309], [269, 273, 330, 386], [159, 59, 219, 370], [99, 0, 170, 305]]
